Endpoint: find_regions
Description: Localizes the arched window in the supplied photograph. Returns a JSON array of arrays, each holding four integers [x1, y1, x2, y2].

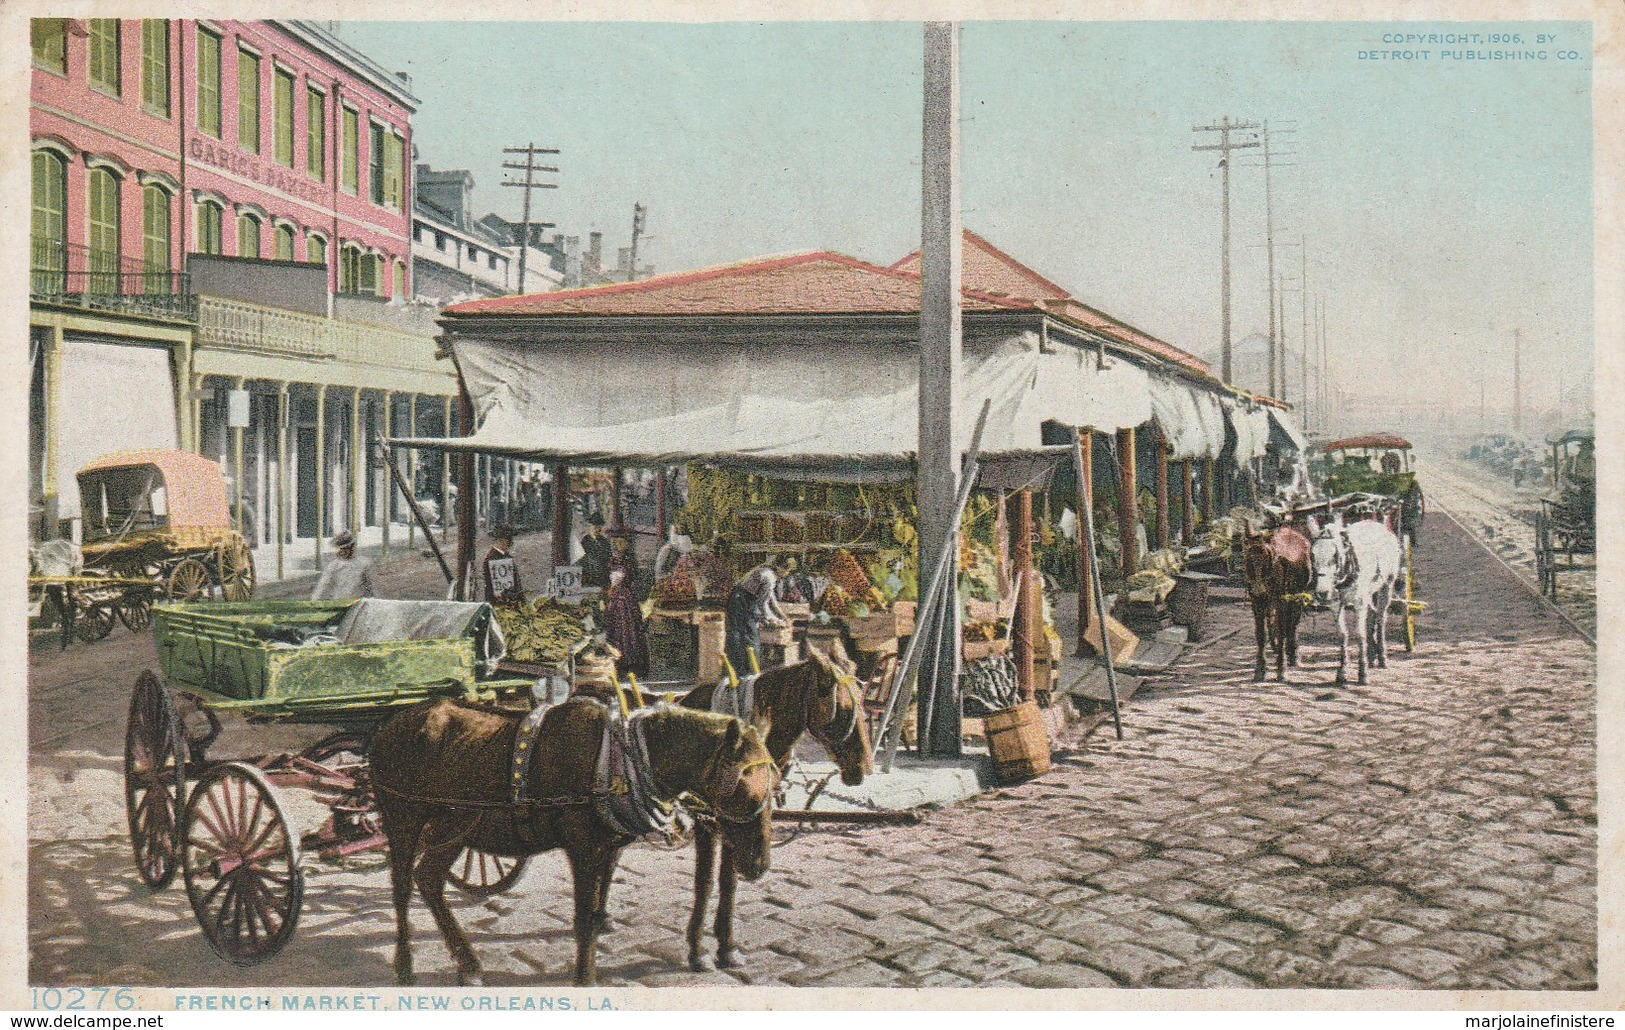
[[237, 212, 261, 259], [358, 250, 379, 296], [306, 234, 326, 266], [141, 184, 172, 293], [393, 260, 406, 301], [30, 150, 67, 294], [88, 167, 122, 294], [339, 243, 362, 293], [274, 223, 296, 262], [196, 200, 223, 255]]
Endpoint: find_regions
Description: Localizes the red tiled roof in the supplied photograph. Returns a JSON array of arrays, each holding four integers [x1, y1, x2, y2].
[[890, 230, 1071, 302], [443, 251, 1032, 318]]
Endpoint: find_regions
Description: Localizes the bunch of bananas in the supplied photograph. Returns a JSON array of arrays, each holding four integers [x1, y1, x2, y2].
[[493, 599, 591, 664]]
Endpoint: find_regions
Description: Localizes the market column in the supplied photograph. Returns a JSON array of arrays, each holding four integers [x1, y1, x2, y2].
[[349, 388, 363, 545], [1180, 459, 1195, 545], [551, 462, 571, 570], [916, 20, 964, 757], [1201, 457, 1216, 522], [442, 400, 453, 545], [1013, 488, 1037, 700], [381, 390, 393, 560], [314, 385, 327, 572], [406, 394, 418, 550], [232, 377, 247, 536], [456, 382, 476, 600], [41, 323, 63, 537], [1116, 426, 1138, 578], [1074, 427, 1093, 649], [276, 383, 289, 581], [1155, 425, 1170, 550]]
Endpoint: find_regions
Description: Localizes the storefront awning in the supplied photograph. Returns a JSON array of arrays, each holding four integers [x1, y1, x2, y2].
[[1266, 407, 1309, 454], [1225, 399, 1274, 468], [392, 330, 1155, 482], [1148, 376, 1229, 460]]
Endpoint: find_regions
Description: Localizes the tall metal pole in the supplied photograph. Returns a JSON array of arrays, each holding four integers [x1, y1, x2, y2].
[[917, 21, 963, 757], [1193, 118, 1260, 384], [1299, 236, 1309, 413]]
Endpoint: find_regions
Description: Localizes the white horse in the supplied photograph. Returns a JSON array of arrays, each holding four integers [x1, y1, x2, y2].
[[1310, 518, 1401, 685]]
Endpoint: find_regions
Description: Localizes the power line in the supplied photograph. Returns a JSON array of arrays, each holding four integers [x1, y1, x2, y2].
[[501, 143, 560, 294]]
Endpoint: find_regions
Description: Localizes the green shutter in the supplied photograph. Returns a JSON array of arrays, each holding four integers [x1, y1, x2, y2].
[[31, 151, 67, 293], [307, 235, 325, 265], [88, 169, 121, 293], [197, 30, 221, 137], [197, 202, 222, 256], [142, 185, 170, 293], [238, 49, 259, 154], [306, 87, 325, 179], [238, 214, 260, 259], [342, 109, 359, 193], [141, 21, 169, 115], [275, 70, 295, 167], [275, 224, 295, 262], [33, 20, 67, 74], [89, 20, 120, 95]]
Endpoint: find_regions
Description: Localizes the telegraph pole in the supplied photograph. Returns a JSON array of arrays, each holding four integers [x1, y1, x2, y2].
[[1299, 236, 1309, 413], [627, 203, 648, 282], [1193, 117, 1261, 384], [1512, 328, 1523, 433], [501, 144, 559, 294]]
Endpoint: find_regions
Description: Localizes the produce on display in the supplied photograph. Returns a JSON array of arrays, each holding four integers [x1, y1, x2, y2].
[[491, 598, 591, 665], [828, 549, 875, 606], [653, 556, 699, 606]]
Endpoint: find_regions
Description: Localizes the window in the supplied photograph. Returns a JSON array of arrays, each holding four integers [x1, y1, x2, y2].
[[369, 123, 386, 205], [384, 132, 405, 210], [141, 21, 169, 115], [273, 68, 295, 167], [434, 232, 446, 252], [31, 150, 67, 293], [341, 108, 359, 193], [339, 244, 361, 293], [237, 213, 260, 258], [88, 168, 121, 294], [32, 19, 67, 73], [488, 252, 497, 270], [274, 223, 295, 262], [359, 253, 381, 296], [307, 235, 326, 265], [237, 48, 259, 154], [89, 20, 120, 96], [196, 29, 221, 137], [142, 184, 171, 292], [393, 260, 406, 299], [306, 86, 325, 179], [196, 200, 222, 255]]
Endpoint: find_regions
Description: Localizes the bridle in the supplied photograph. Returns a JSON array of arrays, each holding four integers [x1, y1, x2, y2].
[[697, 731, 781, 825], [1317, 528, 1358, 592], [804, 661, 862, 748]]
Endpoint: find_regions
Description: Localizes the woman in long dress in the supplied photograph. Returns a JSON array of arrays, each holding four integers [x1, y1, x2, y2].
[[603, 532, 649, 678]]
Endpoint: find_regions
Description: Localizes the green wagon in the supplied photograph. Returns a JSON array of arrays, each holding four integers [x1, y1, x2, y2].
[[124, 598, 538, 965]]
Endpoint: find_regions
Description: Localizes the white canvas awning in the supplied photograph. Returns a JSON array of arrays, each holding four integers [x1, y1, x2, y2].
[[1225, 399, 1274, 468], [1266, 407, 1309, 454], [394, 330, 1157, 481], [1148, 376, 1228, 460]]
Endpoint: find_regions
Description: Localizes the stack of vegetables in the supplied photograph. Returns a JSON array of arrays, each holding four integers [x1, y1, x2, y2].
[[820, 548, 881, 618], [653, 555, 700, 607], [492, 598, 592, 665]]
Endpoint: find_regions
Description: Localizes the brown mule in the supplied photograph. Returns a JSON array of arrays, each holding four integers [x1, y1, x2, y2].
[[1241, 523, 1313, 681], [369, 697, 777, 986]]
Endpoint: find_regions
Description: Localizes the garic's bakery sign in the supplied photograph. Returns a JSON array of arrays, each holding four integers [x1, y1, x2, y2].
[[189, 137, 330, 206]]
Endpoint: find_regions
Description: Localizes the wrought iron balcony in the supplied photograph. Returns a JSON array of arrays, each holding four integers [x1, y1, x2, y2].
[[30, 238, 198, 322]]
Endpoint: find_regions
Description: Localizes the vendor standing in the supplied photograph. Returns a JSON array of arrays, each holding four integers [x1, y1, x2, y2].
[[482, 524, 525, 605], [604, 531, 649, 677], [725, 554, 794, 677], [579, 512, 612, 589], [311, 530, 374, 600]]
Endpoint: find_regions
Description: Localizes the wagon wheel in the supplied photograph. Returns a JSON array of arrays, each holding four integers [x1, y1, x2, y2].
[[167, 557, 213, 603], [1402, 535, 1417, 654], [182, 762, 304, 965], [448, 849, 530, 897], [1534, 508, 1554, 599], [125, 670, 187, 890], [117, 588, 155, 632], [219, 538, 256, 602], [77, 602, 117, 642]]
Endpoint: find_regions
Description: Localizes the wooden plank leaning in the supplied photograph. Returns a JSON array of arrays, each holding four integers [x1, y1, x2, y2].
[[1073, 426, 1123, 740], [376, 434, 456, 586]]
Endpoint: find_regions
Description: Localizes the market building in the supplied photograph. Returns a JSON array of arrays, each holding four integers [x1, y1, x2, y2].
[[29, 17, 456, 576]]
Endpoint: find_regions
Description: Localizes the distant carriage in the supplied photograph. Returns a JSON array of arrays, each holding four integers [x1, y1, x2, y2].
[[1535, 427, 1595, 600], [1315, 433, 1426, 546], [30, 450, 255, 644]]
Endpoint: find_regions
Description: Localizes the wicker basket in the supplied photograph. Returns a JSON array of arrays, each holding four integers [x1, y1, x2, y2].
[[983, 700, 1051, 783]]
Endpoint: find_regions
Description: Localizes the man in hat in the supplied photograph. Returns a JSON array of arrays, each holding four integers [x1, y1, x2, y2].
[[311, 530, 374, 600], [579, 512, 612, 589], [482, 524, 525, 605]]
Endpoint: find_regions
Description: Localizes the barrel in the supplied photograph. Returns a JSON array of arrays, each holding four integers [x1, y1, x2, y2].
[[982, 700, 1052, 784]]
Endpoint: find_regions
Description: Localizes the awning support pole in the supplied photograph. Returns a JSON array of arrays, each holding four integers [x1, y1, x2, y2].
[[1073, 428, 1123, 741]]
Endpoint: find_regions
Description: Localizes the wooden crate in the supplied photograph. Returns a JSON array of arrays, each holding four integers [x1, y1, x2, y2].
[[695, 610, 726, 684], [962, 637, 1009, 662], [893, 601, 916, 637], [966, 599, 999, 623], [983, 700, 1052, 783]]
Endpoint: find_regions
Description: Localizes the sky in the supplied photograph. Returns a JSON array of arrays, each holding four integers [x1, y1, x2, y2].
[[333, 19, 1594, 421]]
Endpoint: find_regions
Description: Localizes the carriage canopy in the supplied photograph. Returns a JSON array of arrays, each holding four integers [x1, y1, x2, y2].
[[1322, 433, 1413, 453], [76, 449, 232, 543]]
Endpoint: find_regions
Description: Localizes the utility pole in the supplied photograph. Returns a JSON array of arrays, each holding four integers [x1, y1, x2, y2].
[[501, 143, 559, 295], [1513, 328, 1523, 433], [1299, 236, 1309, 414], [1318, 295, 1329, 433], [1193, 117, 1261, 384], [627, 203, 648, 283]]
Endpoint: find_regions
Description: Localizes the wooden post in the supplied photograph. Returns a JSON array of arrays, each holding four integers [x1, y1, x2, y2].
[[551, 461, 570, 568], [406, 394, 418, 549], [441, 400, 452, 544], [1180, 460, 1195, 545], [314, 385, 326, 572], [1075, 427, 1094, 650], [654, 467, 668, 541], [455, 383, 476, 600], [611, 465, 625, 528], [381, 391, 392, 560], [1012, 488, 1037, 700], [231, 376, 246, 535], [1155, 427, 1170, 550], [276, 383, 288, 581], [1116, 426, 1138, 577], [349, 387, 362, 543], [1201, 457, 1216, 522]]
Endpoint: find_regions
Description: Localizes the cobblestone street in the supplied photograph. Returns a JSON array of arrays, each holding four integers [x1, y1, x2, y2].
[[28, 510, 1596, 992]]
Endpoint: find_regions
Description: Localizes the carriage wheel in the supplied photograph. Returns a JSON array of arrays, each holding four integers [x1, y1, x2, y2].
[[167, 558, 213, 603], [219, 539, 256, 602], [182, 762, 303, 965], [1534, 509, 1554, 599], [1402, 536, 1417, 654], [118, 590, 154, 632], [125, 671, 186, 890], [77, 603, 117, 642], [448, 849, 530, 897]]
